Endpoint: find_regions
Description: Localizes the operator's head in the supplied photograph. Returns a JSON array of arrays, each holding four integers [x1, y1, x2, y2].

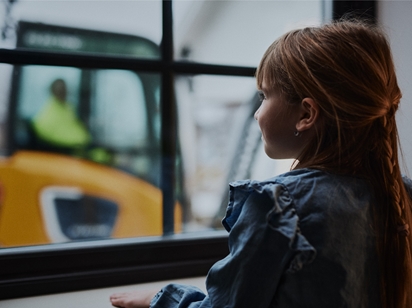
[[51, 79, 67, 102]]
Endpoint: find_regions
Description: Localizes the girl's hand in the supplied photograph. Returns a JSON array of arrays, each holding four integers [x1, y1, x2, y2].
[[110, 289, 158, 308]]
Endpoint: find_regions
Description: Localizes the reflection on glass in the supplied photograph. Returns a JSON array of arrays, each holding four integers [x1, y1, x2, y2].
[[0, 65, 169, 248], [0, 1, 162, 57], [174, 1, 322, 66], [176, 75, 292, 232]]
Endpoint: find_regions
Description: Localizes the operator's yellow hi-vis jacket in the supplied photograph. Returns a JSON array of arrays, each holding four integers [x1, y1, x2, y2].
[[32, 96, 91, 148]]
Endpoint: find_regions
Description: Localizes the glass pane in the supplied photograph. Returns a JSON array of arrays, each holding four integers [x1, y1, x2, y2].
[[175, 75, 293, 232], [0, 64, 167, 248], [174, 0, 323, 66], [0, 0, 162, 58]]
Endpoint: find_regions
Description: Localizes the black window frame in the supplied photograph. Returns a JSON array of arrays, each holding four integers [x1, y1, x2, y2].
[[0, 0, 375, 300]]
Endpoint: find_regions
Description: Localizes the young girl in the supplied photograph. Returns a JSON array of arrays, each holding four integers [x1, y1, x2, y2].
[[110, 19, 412, 308]]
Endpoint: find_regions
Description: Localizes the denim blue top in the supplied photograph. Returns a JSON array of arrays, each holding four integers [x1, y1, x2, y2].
[[150, 168, 412, 308]]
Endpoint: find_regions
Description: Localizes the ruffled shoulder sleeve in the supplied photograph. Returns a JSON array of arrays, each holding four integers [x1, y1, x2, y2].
[[205, 180, 316, 307], [222, 179, 315, 272]]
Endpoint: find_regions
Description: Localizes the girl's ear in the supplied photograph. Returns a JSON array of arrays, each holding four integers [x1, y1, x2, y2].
[[295, 97, 319, 132]]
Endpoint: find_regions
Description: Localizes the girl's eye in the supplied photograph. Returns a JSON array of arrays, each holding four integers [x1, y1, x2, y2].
[[258, 92, 266, 101]]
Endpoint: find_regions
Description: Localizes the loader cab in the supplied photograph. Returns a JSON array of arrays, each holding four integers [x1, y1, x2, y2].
[[0, 21, 184, 247]]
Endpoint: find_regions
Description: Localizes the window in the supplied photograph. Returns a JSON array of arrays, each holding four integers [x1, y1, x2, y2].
[[0, 0, 375, 300]]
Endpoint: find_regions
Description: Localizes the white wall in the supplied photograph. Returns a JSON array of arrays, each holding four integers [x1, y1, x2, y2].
[[378, 0, 412, 174]]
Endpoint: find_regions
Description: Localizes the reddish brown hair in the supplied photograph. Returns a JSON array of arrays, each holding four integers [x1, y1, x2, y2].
[[256, 20, 412, 307]]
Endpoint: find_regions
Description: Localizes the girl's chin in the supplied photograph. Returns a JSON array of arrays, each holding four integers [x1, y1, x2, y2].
[[264, 146, 296, 160]]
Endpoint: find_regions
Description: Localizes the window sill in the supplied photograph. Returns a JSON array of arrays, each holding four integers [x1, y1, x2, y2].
[[0, 230, 228, 300]]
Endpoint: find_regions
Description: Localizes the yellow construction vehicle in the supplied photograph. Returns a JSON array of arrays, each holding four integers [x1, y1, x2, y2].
[[0, 21, 181, 247]]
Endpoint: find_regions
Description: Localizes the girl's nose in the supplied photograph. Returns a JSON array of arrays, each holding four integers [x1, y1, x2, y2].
[[254, 108, 260, 121]]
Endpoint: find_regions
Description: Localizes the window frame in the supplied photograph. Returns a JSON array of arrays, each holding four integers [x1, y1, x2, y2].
[[0, 231, 228, 299], [0, 0, 375, 300]]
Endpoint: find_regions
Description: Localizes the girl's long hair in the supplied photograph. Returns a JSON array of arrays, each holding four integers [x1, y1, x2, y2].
[[256, 20, 412, 307]]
